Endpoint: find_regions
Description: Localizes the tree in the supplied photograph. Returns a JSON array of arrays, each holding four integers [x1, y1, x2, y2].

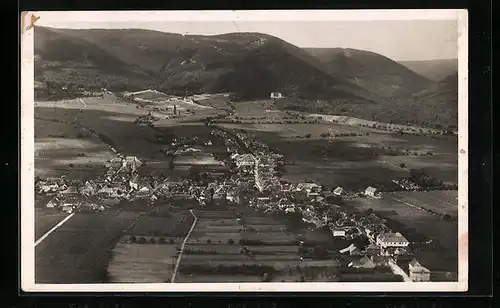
[[130, 236, 137, 243], [207, 239, 212, 244], [399, 163, 406, 169], [228, 238, 235, 245], [169, 238, 175, 244], [138, 237, 146, 244]]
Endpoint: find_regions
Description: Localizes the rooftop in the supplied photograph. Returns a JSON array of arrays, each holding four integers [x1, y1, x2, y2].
[[377, 232, 409, 244]]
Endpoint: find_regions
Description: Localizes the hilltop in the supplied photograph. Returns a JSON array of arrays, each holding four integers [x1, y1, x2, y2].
[[34, 27, 375, 102], [399, 59, 458, 81], [305, 48, 433, 98], [34, 27, 458, 128]]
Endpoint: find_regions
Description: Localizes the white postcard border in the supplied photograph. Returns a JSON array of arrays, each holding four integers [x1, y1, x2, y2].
[[20, 9, 469, 293]]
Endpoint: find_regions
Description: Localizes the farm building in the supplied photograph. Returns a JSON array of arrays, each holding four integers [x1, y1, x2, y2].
[[348, 256, 376, 269], [408, 259, 431, 282], [270, 92, 284, 99], [376, 232, 410, 249], [296, 182, 322, 196], [212, 185, 227, 200], [80, 181, 97, 196], [46, 196, 61, 208], [125, 156, 142, 169], [365, 186, 382, 198], [79, 202, 105, 213], [62, 206, 74, 214], [38, 182, 59, 193], [231, 153, 256, 168], [105, 157, 123, 169], [136, 182, 152, 196], [59, 186, 79, 196], [333, 186, 346, 196], [61, 196, 82, 209], [332, 229, 346, 237], [97, 186, 120, 198]]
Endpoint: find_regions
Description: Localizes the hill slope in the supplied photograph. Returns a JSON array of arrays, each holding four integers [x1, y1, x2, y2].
[[399, 59, 458, 81], [411, 72, 458, 128], [305, 48, 434, 98], [34, 27, 376, 102], [34, 27, 457, 128]]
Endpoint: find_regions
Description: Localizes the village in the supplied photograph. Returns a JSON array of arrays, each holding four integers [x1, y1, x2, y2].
[[35, 119, 432, 282]]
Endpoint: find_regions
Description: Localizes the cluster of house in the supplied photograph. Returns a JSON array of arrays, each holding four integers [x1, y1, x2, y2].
[[37, 154, 160, 213], [392, 179, 422, 191], [37, 178, 105, 214], [334, 211, 431, 281]]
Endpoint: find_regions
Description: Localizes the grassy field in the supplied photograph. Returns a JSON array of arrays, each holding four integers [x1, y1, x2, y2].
[[35, 211, 140, 283], [218, 122, 457, 190], [35, 116, 113, 180], [36, 97, 202, 162], [387, 190, 459, 217], [35, 97, 219, 182], [125, 211, 194, 237], [35, 208, 69, 241], [175, 208, 344, 282], [382, 154, 457, 184], [344, 193, 458, 274], [220, 122, 367, 138], [192, 94, 232, 110], [105, 209, 196, 283], [107, 242, 178, 283]]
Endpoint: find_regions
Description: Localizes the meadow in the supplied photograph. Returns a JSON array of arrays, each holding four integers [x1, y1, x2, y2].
[[35, 116, 113, 180], [35, 211, 140, 283], [174, 208, 343, 282], [125, 211, 194, 238], [35, 208, 69, 241], [218, 119, 457, 190], [107, 242, 178, 283]]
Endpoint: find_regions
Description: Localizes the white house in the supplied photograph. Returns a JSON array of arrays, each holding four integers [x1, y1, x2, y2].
[[39, 182, 59, 193], [125, 156, 142, 168], [296, 183, 322, 196], [333, 186, 346, 196], [232, 153, 256, 168], [408, 258, 431, 282], [332, 229, 346, 237], [62, 206, 74, 214], [81, 181, 97, 196], [376, 232, 410, 249], [46, 197, 60, 208], [270, 92, 284, 99], [365, 186, 382, 198]]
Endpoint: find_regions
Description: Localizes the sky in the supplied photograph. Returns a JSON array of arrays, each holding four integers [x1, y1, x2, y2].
[[35, 11, 460, 61]]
